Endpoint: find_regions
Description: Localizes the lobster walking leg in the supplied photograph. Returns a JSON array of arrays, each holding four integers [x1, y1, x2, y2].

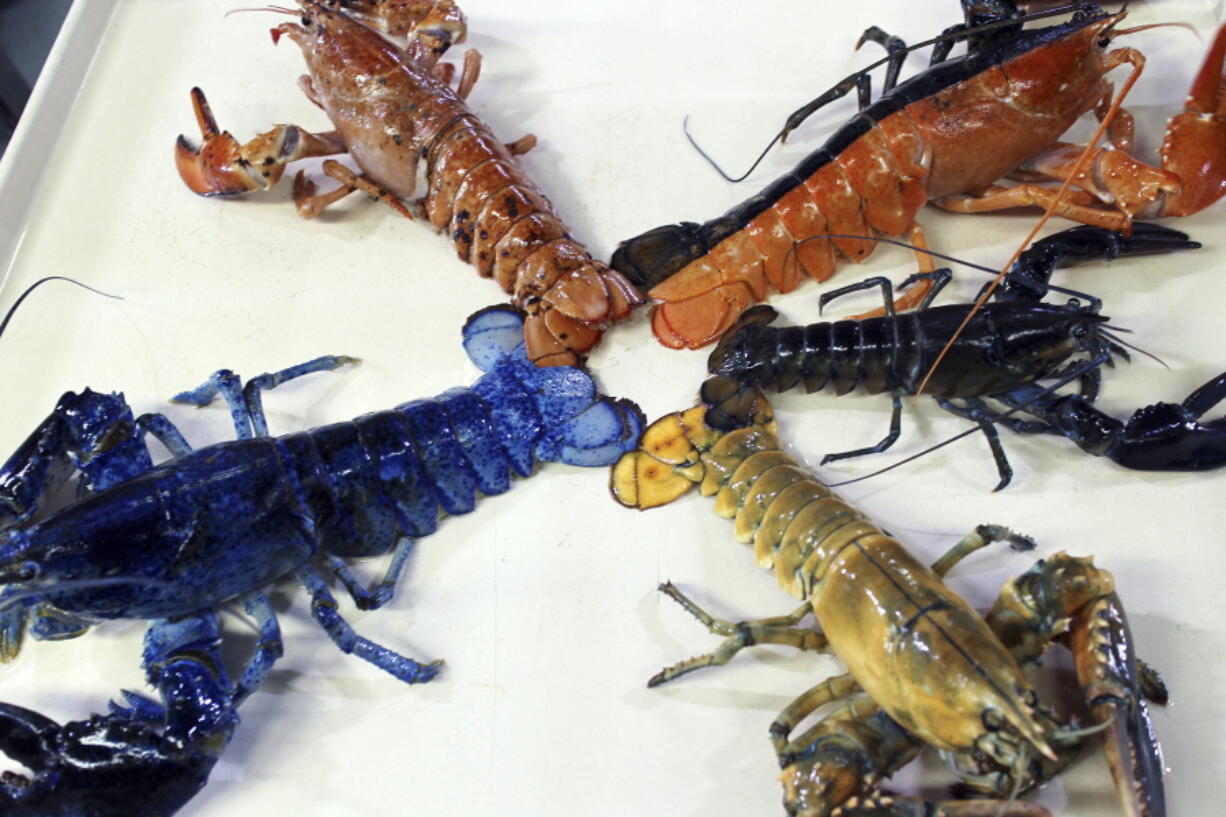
[[297, 564, 441, 683], [647, 585, 825, 687], [170, 354, 357, 438]]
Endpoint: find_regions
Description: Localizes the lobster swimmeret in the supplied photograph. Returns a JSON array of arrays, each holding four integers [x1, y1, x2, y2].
[[610, 398, 1166, 817], [611, 4, 1226, 350], [176, 1, 642, 366], [0, 306, 643, 816]]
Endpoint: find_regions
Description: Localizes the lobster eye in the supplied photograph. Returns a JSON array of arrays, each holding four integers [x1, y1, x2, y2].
[[982, 709, 1006, 732], [1097, 35, 1111, 48], [9, 561, 40, 582]]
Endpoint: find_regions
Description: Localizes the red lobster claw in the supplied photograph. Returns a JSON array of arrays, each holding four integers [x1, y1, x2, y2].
[[175, 87, 345, 197], [1158, 24, 1226, 217]]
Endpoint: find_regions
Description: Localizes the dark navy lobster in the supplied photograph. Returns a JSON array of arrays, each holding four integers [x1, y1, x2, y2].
[[701, 223, 1226, 487], [0, 305, 644, 816]]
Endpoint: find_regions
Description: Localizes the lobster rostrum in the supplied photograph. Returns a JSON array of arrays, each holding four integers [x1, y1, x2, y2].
[[702, 222, 1215, 488], [0, 306, 643, 816], [611, 2, 1226, 350], [609, 399, 1165, 817], [175, 0, 642, 366]]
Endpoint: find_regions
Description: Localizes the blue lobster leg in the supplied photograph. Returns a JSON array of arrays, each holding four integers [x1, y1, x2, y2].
[[0, 611, 241, 817], [233, 594, 284, 707], [326, 535, 416, 611], [135, 413, 194, 457], [171, 355, 357, 438], [297, 565, 441, 684]]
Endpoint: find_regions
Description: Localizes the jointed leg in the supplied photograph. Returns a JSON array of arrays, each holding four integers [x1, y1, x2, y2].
[[933, 397, 1015, 491], [934, 184, 1131, 231], [327, 535, 417, 611], [295, 161, 416, 221], [821, 392, 904, 464], [769, 672, 860, 759], [857, 26, 907, 93], [233, 594, 284, 707], [298, 564, 442, 684], [850, 223, 943, 318], [171, 355, 358, 439], [648, 582, 826, 687], [930, 524, 1035, 578]]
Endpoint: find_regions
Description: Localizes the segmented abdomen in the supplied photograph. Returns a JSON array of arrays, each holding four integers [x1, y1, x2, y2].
[[611, 108, 930, 350], [701, 424, 889, 599], [708, 302, 1094, 402], [423, 113, 642, 365], [294, 353, 629, 557], [710, 314, 914, 398]]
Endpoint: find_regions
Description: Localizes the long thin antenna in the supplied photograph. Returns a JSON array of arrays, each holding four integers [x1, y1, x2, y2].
[[0, 277, 123, 341]]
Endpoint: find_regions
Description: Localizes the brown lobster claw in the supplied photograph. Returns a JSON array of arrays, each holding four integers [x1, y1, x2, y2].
[[1068, 591, 1167, 817], [175, 87, 345, 197]]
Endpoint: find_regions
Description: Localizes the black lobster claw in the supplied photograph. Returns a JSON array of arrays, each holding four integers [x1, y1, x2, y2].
[[0, 701, 223, 817], [1001, 370, 1226, 472], [999, 223, 1200, 303]]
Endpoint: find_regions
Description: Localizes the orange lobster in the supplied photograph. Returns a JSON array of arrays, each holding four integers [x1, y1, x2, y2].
[[175, 1, 642, 366], [611, 6, 1226, 350]]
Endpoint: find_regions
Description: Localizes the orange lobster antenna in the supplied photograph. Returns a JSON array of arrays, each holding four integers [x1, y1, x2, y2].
[[913, 57, 1146, 400], [224, 6, 297, 18], [1115, 22, 1199, 38]]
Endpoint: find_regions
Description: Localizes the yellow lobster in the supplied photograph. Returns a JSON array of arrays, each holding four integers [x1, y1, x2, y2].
[[611, 395, 1164, 817]]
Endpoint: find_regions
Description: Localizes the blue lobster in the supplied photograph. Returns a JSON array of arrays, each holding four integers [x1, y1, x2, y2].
[[0, 305, 644, 816]]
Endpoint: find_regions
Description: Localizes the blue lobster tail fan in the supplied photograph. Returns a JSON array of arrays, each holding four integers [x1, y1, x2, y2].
[[462, 306, 527, 372], [537, 398, 646, 467]]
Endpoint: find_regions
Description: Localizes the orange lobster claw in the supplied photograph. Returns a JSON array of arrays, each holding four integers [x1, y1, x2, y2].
[[1158, 23, 1226, 217], [175, 87, 267, 197], [175, 87, 347, 198]]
